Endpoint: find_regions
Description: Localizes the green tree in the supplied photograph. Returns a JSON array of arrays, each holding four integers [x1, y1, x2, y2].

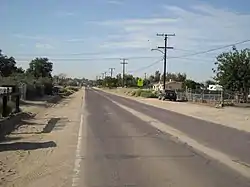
[[154, 71, 161, 82], [116, 74, 122, 87], [175, 73, 187, 82], [103, 76, 118, 88], [213, 47, 250, 101], [205, 79, 216, 88], [148, 75, 155, 84], [183, 79, 199, 90], [0, 50, 18, 77], [161, 72, 186, 82], [125, 74, 136, 87], [27, 57, 53, 78], [15, 67, 25, 74]]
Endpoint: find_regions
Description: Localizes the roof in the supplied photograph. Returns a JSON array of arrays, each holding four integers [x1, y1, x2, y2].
[[153, 81, 183, 86]]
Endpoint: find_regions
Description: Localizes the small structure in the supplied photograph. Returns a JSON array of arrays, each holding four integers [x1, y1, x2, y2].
[[153, 80, 183, 91], [208, 84, 223, 91]]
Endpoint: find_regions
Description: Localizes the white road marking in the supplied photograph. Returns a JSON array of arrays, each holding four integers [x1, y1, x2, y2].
[[94, 89, 250, 179], [72, 88, 86, 187], [72, 113, 83, 187]]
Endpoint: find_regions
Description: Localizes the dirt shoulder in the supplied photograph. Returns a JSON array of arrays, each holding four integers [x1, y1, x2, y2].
[[98, 88, 250, 133], [0, 90, 84, 187]]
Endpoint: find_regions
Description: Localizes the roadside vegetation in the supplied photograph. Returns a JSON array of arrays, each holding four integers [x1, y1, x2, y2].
[[125, 89, 158, 98], [96, 47, 250, 103], [0, 49, 84, 117]]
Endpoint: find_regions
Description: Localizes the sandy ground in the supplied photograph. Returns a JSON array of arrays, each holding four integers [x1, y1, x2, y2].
[[99, 88, 250, 133], [0, 90, 83, 187]]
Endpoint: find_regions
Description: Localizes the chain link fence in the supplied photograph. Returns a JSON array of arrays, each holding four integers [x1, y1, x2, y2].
[[176, 89, 241, 106]]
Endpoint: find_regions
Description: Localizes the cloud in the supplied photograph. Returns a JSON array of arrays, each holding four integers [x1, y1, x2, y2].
[[94, 18, 178, 26], [55, 11, 76, 17], [19, 44, 26, 47], [95, 4, 250, 52], [91, 3, 250, 80], [13, 34, 43, 40], [107, 0, 123, 5], [35, 43, 54, 49], [66, 38, 85, 42]]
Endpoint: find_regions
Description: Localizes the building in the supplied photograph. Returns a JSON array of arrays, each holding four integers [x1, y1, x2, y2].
[[153, 80, 183, 91], [208, 84, 223, 91]]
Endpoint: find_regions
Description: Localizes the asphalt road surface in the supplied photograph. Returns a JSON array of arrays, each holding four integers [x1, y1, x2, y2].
[[77, 88, 250, 187], [99, 89, 250, 166]]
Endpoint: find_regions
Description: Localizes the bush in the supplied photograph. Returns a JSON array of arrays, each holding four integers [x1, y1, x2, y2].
[[130, 90, 136, 96], [59, 87, 75, 96], [140, 90, 157, 98], [38, 77, 53, 95], [66, 86, 79, 92], [135, 89, 142, 97]]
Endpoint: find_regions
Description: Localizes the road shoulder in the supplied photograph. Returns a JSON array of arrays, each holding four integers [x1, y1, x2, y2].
[[0, 90, 84, 187], [97, 88, 250, 133]]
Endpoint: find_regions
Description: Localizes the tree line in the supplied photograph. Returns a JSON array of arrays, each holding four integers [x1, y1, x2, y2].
[[96, 71, 215, 90], [0, 49, 82, 99], [97, 47, 250, 102]]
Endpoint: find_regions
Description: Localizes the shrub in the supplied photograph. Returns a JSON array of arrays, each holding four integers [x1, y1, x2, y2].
[[135, 89, 142, 97], [66, 86, 79, 92], [140, 90, 157, 98], [59, 87, 75, 96], [38, 77, 53, 95], [130, 90, 136, 96]]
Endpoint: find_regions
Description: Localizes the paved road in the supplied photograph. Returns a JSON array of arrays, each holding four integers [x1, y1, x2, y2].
[[78, 88, 250, 187], [98, 89, 250, 166]]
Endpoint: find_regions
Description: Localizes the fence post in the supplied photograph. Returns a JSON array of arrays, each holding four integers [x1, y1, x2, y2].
[[221, 88, 224, 107], [2, 95, 8, 117], [15, 94, 20, 113]]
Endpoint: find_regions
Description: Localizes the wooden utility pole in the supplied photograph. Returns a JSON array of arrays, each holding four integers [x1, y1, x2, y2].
[[120, 59, 128, 87], [157, 33, 175, 90], [109, 68, 115, 78]]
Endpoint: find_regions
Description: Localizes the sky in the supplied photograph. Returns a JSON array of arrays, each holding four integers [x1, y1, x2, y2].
[[1, 0, 250, 81]]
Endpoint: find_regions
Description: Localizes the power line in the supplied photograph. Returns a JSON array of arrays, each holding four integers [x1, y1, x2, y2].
[[169, 39, 250, 59], [13, 52, 106, 56], [129, 58, 163, 73], [15, 56, 161, 62], [129, 39, 250, 74]]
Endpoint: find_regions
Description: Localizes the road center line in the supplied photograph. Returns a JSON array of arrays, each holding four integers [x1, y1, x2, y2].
[[94, 89, 250, 179]]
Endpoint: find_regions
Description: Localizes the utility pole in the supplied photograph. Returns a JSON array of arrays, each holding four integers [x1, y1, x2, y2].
[[109, 68, 115, 78], [144, 73, 147, 80], [120, 59, 128, 87], [157, 33, 175, 90]]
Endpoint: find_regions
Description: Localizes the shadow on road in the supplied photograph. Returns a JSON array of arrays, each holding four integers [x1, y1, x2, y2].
[[0, 141, 56, 152]]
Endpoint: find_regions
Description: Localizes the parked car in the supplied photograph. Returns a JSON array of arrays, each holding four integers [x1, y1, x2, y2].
[[158, 89, 177, 101]]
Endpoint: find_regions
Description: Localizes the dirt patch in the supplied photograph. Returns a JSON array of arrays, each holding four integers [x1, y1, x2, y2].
[[0, 89, 84, 187]]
